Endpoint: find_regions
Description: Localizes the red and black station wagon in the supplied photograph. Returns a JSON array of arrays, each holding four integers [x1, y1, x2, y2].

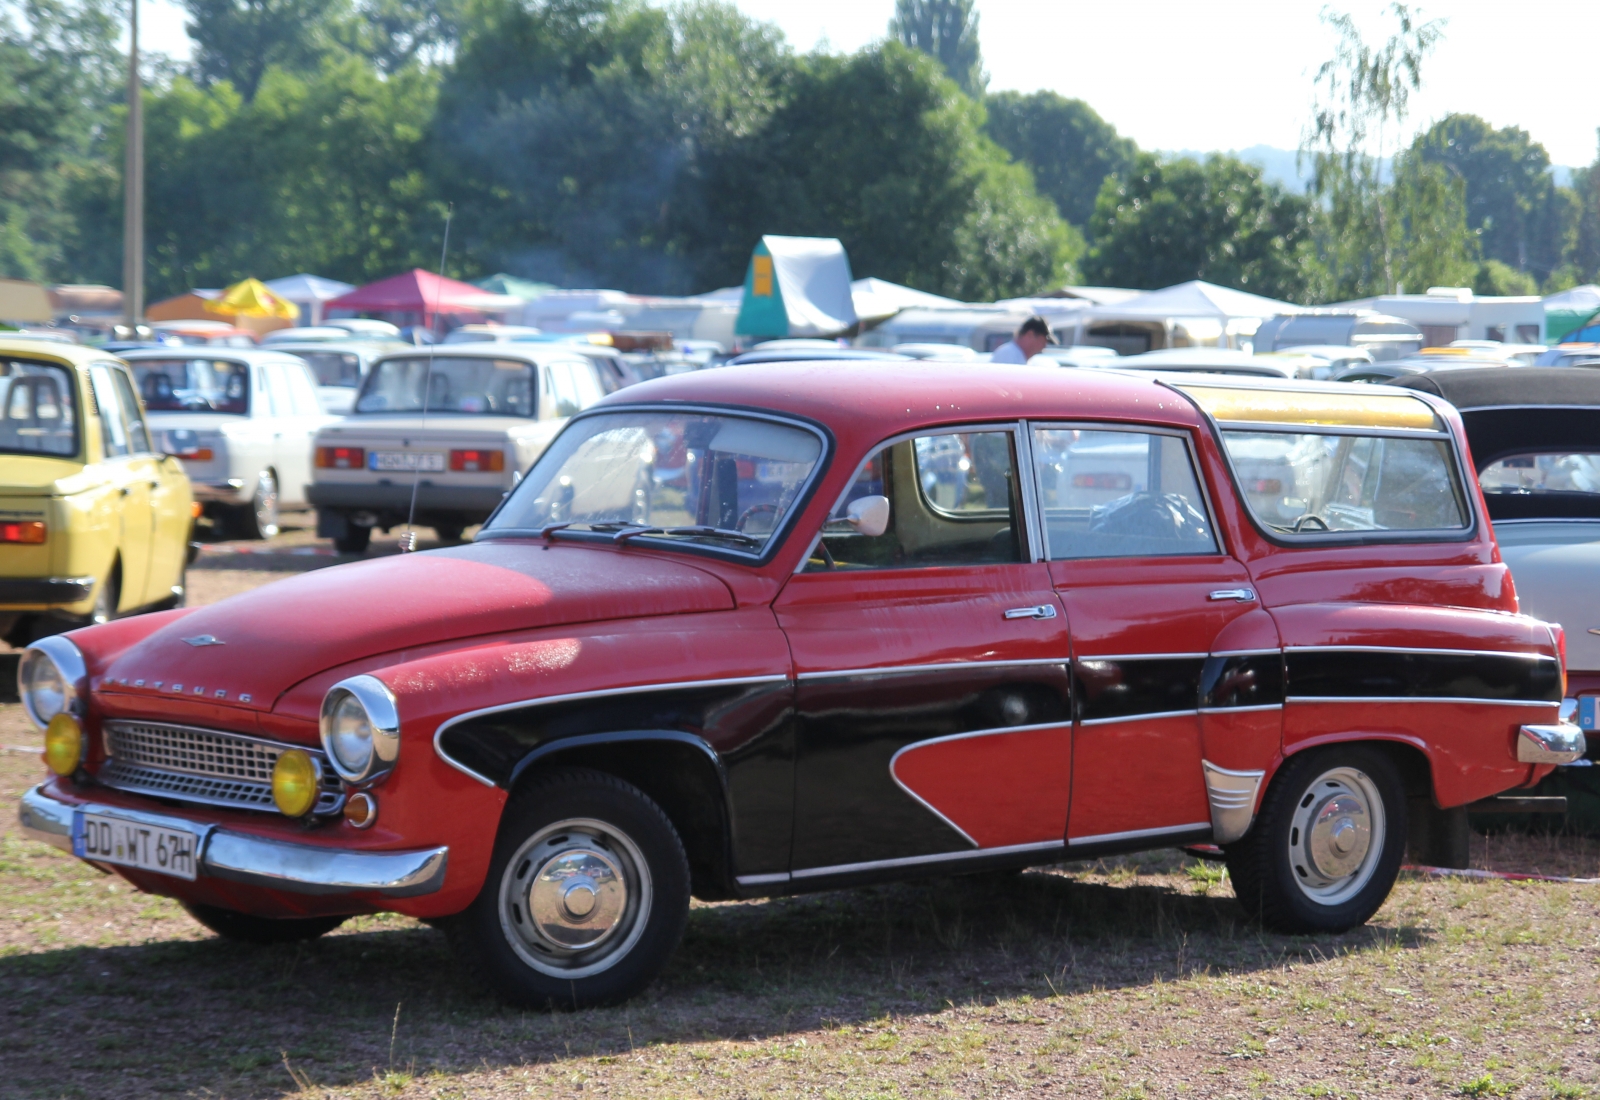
[[17, 362, 1584, 1006]]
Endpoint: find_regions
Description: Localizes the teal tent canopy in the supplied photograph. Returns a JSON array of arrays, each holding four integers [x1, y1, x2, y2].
[[735, 236, 858, 339]]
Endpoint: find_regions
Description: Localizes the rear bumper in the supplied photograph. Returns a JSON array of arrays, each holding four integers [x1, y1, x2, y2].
[[307, 481, 508, 517], [19, 784, 448, 899], [0, 576, 94, 606]]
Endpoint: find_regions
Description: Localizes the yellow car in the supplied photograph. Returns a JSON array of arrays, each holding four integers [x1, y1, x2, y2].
[[0, 339, 194, 646]]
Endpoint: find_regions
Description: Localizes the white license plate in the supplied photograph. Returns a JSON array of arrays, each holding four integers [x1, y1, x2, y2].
[[73, 811, 202, 880], [369, 450, 445, 472]]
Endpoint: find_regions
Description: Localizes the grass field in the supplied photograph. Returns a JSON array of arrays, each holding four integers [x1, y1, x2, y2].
[[3, 524, 1600, 1099]]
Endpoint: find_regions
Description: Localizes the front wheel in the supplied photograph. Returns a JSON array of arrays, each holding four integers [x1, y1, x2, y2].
[[230, 470, 279, 540], [1225, 745, 1406, 934], [448, 768, 690, 1009], [183, 902, 347, 944]]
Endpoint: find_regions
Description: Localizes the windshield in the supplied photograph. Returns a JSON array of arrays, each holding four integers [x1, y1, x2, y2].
[[0, 359, 78, 457], [129, 359, 249, 414], [1221, 430, 1468, 535], [356, 356, 534, 416], [487, 411, 825, 555], [298, 351, 362, 388]]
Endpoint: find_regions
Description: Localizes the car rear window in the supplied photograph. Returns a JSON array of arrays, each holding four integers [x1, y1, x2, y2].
[[1481, 453, 1600, 496], [130, 359, 250, 414], [357, 356, 534, 416], [0, 358, 78, 457]]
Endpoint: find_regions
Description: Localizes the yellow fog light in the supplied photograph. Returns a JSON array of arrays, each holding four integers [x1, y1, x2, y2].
[[272, 749, 320, 817], [43, 713, 83, 776]]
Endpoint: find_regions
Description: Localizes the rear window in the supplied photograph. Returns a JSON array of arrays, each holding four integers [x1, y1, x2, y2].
[[1481, 453, 1600, 496], [356, 356, 535, 416], [130, 359, 250, 414], [298, 352, 362, 388], [0, 358, 78, 457]]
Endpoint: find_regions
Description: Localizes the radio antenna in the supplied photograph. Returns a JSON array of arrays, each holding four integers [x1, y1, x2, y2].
[[399, 204, 453, 553]]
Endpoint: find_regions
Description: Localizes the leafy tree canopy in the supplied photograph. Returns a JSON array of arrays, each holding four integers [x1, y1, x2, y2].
[[889, 0, 983, 97], [984, 91, 1135, 228]]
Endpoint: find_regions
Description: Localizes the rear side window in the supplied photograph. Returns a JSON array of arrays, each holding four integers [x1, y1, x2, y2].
[[1221, 431, 1467, 534], [1031, 427, 1217, 559], [0, 359, 79, 457]]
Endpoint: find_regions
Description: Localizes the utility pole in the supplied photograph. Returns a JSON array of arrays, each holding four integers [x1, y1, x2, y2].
[[121, 0, 144, 331]]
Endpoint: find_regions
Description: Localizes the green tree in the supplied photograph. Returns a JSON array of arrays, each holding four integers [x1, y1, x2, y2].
[[1412, 113, 1575, 283], [1385, 151, 1478, 293], [1081, 152, 1321, 301], [697, 42, 1073, 299], [183, 0, 348, 100], [1473, 259, 1537, 296], [983, 91, 1136, 227], [888, 0, 983, 96]]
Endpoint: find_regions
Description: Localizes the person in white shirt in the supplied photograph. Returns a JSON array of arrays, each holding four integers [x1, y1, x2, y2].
[[990, 316, 1051, 364]]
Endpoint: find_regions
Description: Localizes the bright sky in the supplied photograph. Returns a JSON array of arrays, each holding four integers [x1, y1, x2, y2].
[[134, 0, 1600, 167]]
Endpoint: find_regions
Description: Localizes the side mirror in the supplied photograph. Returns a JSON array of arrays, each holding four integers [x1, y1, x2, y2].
[[845, 495, 890, 538]]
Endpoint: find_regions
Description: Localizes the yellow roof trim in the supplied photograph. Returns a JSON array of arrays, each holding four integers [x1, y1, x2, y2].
[[1177, 384, 1442, 431]]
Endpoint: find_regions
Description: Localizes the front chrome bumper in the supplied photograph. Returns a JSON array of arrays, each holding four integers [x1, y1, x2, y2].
[[19, 784, 447, 898], [1518, 723, 1588, 765]]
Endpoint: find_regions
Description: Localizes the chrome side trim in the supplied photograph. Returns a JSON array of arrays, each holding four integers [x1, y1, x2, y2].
[[1284, 644, 1553, 660], [1076, 651, 1210, 662], [1210, 648, 1282, 658], [1079, 708, 1199, 727], [1201, 761, 1265, 844], [795, 658, 1067, 681], [431, 674, 793, 787], [1067, 821, 1212, 847], [1198, 703, 1284, 715], [1286, 695, 1558, 707], [19, 784, 448, 897], [789, 838, 1065, 880], [1517, 724, 1586, 765], [734, 871, 791, 886]]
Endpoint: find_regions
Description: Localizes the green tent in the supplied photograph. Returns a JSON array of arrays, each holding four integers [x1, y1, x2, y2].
[[474, 273, 556, 300], [734, 236, 857, 340], [1544, 285, 1600, 343]]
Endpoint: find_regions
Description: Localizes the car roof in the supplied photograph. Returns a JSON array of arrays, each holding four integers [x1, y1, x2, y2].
[[264, 340, 399, 355], [117, 346, 308, 366], [371, 345, 587, 365], [0, 337, 119, 368], [727, 349, 913, 365], [1389, 366, 1600, 409]]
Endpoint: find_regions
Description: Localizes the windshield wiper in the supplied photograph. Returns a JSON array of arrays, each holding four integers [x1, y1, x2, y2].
[[612, 525, 760, 546], [538, 521, 639, 540]]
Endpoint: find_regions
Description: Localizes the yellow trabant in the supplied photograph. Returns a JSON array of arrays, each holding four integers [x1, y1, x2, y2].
[[0, 340, 194, 646]]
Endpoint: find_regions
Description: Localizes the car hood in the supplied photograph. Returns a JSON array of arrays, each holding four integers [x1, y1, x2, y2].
[[100, 541, 734, 709], [1498, 532, 1600, 672], [0, 454, 101, 497]]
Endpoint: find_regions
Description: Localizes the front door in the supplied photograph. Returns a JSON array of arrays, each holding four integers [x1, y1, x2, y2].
[[1029, 423, 1261, 850], [776, 425, 1075, 883]]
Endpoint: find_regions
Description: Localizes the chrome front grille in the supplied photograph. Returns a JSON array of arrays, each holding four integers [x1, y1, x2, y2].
[[100, 720, 343, 815]]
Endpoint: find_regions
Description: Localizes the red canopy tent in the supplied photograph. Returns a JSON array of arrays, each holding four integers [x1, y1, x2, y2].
[[324, 269, 520, 329]]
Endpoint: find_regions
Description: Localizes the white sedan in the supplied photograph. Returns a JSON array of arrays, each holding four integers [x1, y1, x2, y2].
[[122, 347, 336, 539], [306, 346, 611, 552]]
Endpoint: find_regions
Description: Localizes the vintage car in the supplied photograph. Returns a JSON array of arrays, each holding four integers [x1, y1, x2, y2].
[[261, 338, 405, 415], [0, 340, 194, 646], [119, 347, 335, 539], [16, 364, 1582, 1010], [306, 346, 612, 552]]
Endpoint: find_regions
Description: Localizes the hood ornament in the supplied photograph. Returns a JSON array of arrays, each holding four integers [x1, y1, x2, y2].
[[182, 634, 225, 647]]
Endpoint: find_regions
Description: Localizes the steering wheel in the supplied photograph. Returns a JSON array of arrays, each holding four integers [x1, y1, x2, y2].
[[1291, 512, 1331, 532], [735, 503, 779, 532]]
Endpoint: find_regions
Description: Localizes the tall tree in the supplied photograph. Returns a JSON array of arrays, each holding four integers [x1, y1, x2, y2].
[[1302, 3, 1462, 298], [984, 91, 1135, 228], [888, 0, 983, 97], [1082, 152, 1321, 301], [183, 0, 348, 100], [1412, 113, 1575, 284]]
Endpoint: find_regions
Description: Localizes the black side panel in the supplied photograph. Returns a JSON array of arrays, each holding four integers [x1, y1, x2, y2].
[[791, 664, 1071, 870], [1285, 650, 1561, 703], [1074, 657, 1207, 721], [437, 681, 795, 872], [1199, 653, 1286, 709]]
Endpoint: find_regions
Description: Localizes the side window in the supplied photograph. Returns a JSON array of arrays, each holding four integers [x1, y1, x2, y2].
[[569, 361, 606, 410], [545, 362, 582, 418], [88, 365, 130, 458], [285, 362, 322, 416], [1031, 427, 1217, 559], [263, 364, 294, 418], [806, 429, 1023, 572], [110, 367, 153, 454]]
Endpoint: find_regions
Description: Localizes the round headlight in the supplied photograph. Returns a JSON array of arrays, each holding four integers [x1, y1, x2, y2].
[[319, 675, 400, 784], [19, 637, 86, 731]]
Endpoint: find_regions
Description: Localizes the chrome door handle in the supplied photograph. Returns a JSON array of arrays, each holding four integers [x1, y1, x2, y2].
[[1208, 588, 1256, 602], [1004, 604, 1058, 620]]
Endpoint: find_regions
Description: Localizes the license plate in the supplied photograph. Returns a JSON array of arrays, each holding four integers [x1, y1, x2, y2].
[[73, 811, 202, 880], [369, 450, 445, 472], [1581, 696, 1598, 732]]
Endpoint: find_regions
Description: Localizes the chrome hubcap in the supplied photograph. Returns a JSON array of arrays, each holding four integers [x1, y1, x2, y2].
[[1287, 767, 1385, 905], [498, 818, 651, 978]]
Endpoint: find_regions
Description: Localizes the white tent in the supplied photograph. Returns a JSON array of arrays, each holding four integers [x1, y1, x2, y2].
[[736, 236, 857, 338], [851, 278, 962, 323], [1077, 280, 1303, 353], [263, 274, 356, 326], [1093, 280, 1303, 321]]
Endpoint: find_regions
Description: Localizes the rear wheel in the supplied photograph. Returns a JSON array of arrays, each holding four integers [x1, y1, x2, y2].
[[1225, 745, 1406, 934], [230, 470, 279, 540], [333, 523, 372, 554], [183, 902, 347, 944], [448, 768, 690, 1009]]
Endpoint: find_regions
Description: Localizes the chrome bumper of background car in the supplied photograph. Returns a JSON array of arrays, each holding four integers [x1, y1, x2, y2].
[[1517, 723, 1587, 764], [0, 576, 95, 604], [18, 784, 448, 898], [191, 479, 248, 504], [307, 482, 509, 514]]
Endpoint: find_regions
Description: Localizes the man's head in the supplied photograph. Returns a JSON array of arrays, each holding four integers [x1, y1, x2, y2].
[[1016, 316, 1051, 358]]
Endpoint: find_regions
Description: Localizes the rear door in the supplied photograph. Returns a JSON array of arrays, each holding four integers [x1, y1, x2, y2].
[[88, 364, 154, 608], [1030, 423, 1266, 850], [775, 424, 1074, 883], [110, 364, 189, 603]]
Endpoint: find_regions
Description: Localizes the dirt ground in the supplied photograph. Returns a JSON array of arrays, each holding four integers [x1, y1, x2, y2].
[[4, 515, 1600, 1099]]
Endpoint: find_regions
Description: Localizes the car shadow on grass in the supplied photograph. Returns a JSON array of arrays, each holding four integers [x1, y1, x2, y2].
[[0, 864, 1431, 1099]]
